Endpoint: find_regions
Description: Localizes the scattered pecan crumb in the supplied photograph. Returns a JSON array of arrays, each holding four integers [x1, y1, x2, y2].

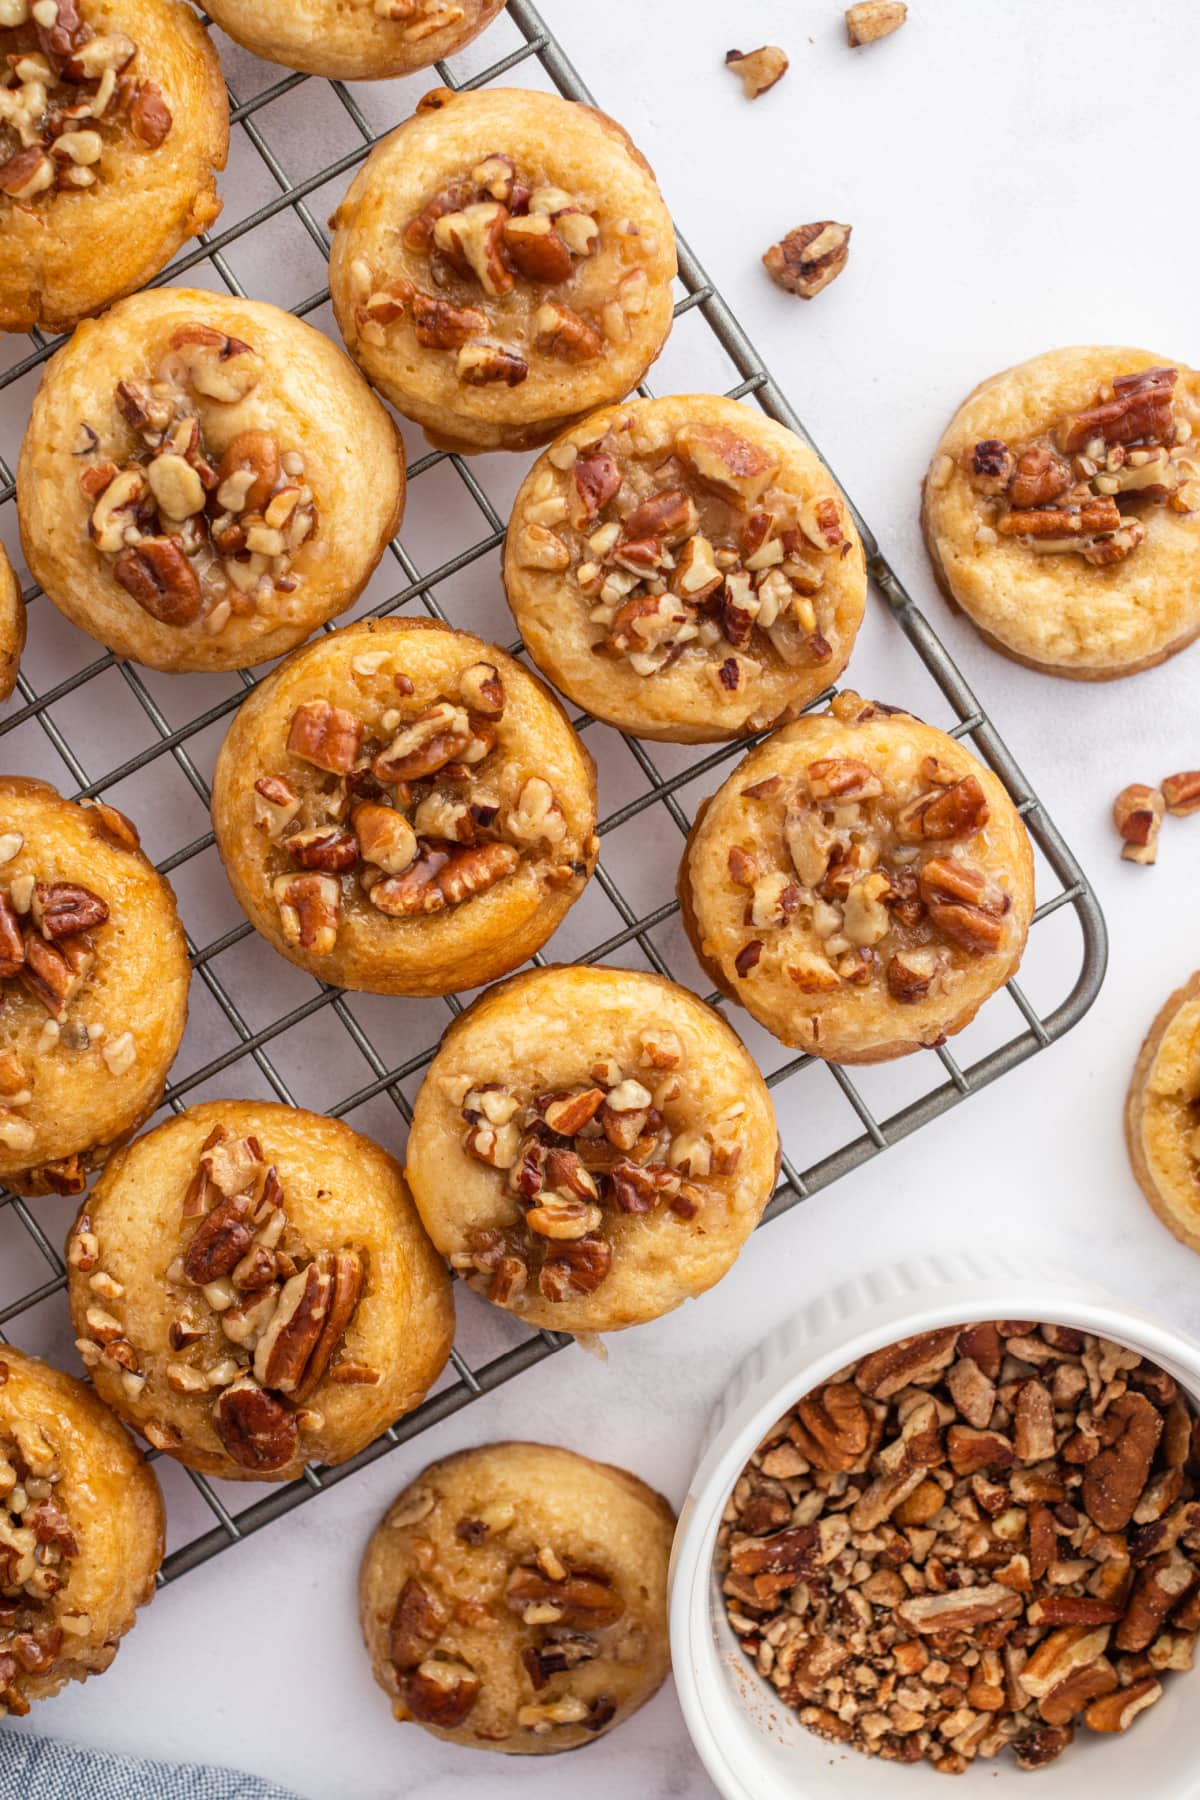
[[845, 0, 908, 46], [725, 46, 789, 99], [1113, 785, 1165, 865], [763, 222, 852, 299], [1162, 772, 1200, 818]]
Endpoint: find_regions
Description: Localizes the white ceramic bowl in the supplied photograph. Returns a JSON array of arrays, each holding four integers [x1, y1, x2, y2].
[[669, 1250, 1200, 1798]]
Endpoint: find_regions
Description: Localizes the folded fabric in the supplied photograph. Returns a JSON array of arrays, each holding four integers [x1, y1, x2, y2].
[[0, 1731, 304, 1800]]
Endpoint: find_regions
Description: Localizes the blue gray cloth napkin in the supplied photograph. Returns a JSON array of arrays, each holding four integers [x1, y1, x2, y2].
[[0, 1732, 303, 1800]]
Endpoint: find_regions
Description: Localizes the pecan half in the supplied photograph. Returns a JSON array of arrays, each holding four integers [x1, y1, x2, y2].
[[895, 1584, 1023, 1634], [182, 1192, 254, 1285], [253, 1260, 331, 1394], [1058, 369, 1176, 454], [113, 539, 203, 626], [1083, 1393, 1164, 1531], [30, 882, 108, 941], [918, 857, 1006, 954], [212, 1376, 299, 1473]]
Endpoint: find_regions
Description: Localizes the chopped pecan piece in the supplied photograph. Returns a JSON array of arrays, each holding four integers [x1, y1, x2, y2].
[[405, 1658, 481, 1728], [287, 700, 363, 775], [763, 222, 852, 299], [274, 874, 340, 955], [725, 44, 789, 97], [389, 1575, 448, 1671], [1113, 784, 1164, 865], [534, 302, 604, 362], [789, 1383, 872, 1472], [845, 0, 906, 44], [538, 1233, 612, 1302]]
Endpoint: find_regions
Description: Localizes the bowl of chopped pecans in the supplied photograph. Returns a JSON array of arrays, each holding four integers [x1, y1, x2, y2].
[[669, 1252, 1200, 1794]]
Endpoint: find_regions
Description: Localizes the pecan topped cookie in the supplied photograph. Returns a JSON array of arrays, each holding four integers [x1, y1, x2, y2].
[[505, 394, 867, 742], [0, 777, 188, 1197], [0, 538, 24, 701], [17, 289, 405, 671], [0, 0, 227, 333], [202, 0, 507, 82], [722, 1321, 1200, 1773], [212, 618, 598, 996], [0, 1347, 163, 1718], [329, 87, 677, 453], [678, 694, 1035, 1062], [923, 346, 1200, 679], [67, 1101, 455, 1482], [405, 964, 779, 1332], [1126, 973, 1200, 1256], [360, 1442, 674, 1753]]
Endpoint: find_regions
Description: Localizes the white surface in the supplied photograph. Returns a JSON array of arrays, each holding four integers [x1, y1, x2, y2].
[[5, 0, 1200, 1795], [670, 1254, 1200, 1800]]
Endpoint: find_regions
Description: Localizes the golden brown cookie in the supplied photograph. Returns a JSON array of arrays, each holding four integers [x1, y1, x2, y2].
[[0, 0, 227, 335], [18, 288, 405, 673], [0, 1346, 163, 1718], [67, 1100, 456, 1481], [0, 779, 189, 1196], [405, 964, 779, 1333], [1125, 973, 1200, 1253], [503, 394, 867, 743], [211, 617, 599, 996], [678, 693, 1035, 1063], [0, 538, 25, 701], [202, 0, 507, 81], [359, 1441, 674, 1753], [329, 86, 677, 453], [922, 347, 1200, 679]]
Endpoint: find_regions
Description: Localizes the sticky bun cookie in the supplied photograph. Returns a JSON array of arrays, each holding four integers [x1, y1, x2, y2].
[[17, 288, 405, 673], [0, 1347, 164, 1717], [329, 86, 677, 453], [1126, 973, 1200, 1254], [504, 394, 866, 742], [202, 0, 507, 82], [0, 779, 188, 1197], [360, 1441, 673, 1754], [67, 1101, 455, 1481], [0, 539, 25, 700], [405, 964, 779, 1333], [211, 618, 598, 996], [0, 0, 227, 335], [923, 347, 1200, 679], [678, 694, 1034, 1063]]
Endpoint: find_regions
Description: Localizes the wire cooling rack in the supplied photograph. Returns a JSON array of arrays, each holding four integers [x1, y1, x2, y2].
[[0, 0, 1106, 1580]]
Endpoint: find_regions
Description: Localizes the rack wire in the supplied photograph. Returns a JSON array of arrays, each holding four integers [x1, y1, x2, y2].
[[0, 0, 1106, 1581]]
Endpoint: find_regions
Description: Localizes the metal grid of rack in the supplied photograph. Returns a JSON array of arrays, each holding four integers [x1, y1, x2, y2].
[[0, 0, 1106, 1580]]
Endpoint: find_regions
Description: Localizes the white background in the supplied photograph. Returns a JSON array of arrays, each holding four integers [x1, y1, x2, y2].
[[6, 0, 1200, 1794]]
